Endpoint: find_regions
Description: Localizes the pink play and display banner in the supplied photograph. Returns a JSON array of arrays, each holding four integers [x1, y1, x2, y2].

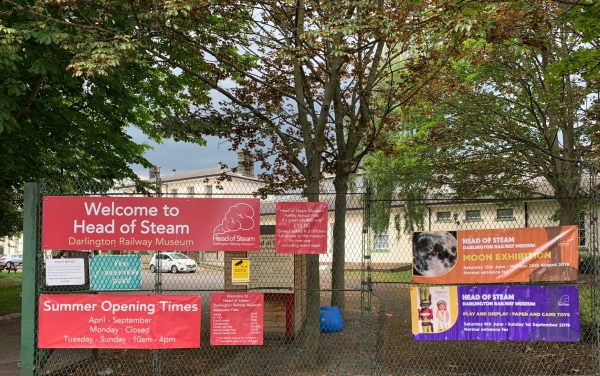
[[42, 196, 260, 251], [38, 294, 201, 349], [275, 202, 328, 254], [210, 292, 264, 346]]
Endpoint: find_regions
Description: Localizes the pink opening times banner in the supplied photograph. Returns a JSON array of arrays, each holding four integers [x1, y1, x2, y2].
[[210, 292, 264, 346], [38, 294, 201, 349], [42, 197, 260, 251], [275, 202, 328, 254]]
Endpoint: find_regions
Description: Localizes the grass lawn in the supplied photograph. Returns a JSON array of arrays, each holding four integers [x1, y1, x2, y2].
[[346, 269, 412, 283], [579, 287, 597, 338], [0, 272, 22, 316]]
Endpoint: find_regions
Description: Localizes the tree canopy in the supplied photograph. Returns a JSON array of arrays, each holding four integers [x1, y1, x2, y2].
[[0, 1, 210, 236], [365, 0, 599, 227]]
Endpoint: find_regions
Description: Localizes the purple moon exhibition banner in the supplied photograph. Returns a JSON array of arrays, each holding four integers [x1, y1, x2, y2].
[[411, 285, 579, 342]]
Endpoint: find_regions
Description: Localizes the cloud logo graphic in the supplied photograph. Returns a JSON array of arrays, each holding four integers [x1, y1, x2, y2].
[[214, 203, 255, 235]]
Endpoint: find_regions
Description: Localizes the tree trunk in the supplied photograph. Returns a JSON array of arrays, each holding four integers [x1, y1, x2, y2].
[[303, 176, 321, 355], [558, 197, 579, 225], [331, 173, 348, 310], [550, 161, 581, 226]]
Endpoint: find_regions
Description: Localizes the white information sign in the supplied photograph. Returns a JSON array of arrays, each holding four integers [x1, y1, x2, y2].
[[45, 258, 85, 286], [249, 234, 294, 293]]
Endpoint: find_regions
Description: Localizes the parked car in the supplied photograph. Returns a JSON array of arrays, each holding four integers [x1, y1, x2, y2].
[[0, 254, 23, 269], [149, 253, 197, 273]]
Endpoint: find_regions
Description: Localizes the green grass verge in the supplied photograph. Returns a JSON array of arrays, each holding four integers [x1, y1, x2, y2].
[[0, 272, 23, 285], [0, 272, 22, 316], [579, 287, 597, 339], [346, 270, 412, 283]]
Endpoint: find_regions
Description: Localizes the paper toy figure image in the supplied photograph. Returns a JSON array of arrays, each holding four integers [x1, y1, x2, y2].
[[418, 287, 434, 333], [419, 286, 431, 306], [436, 299, 450, 332]]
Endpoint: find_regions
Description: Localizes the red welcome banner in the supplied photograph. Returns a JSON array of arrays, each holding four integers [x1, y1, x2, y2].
[[38, 294, 201, 349], [275, 202, 328, 254], [42, 197, 260, 251], [210, 292, 264, 346]]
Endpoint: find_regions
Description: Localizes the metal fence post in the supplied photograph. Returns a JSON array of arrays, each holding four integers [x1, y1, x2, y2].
[[20, 182, 41, 376], [362, 180, 373, 311], [589, 168, 599, 372], [153, 169, 162, 376]]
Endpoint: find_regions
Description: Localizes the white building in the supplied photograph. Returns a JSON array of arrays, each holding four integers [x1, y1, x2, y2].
[[12, 151, 599, 270], [0, 235, 23, 255]]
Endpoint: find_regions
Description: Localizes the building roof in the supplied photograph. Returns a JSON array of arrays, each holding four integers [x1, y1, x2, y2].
[[154, 166, 260, 183]]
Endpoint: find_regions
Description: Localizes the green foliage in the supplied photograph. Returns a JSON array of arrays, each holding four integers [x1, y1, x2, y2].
[[363, 94, 453, 235], [579, 287, 598, 341], [0, 0, 211, 236], [556, 0, 600, 80], [365, 123, 437, 235], [405, 2, 594, 214], [364, 1, 599, 230], [345, 269, 412, 283]]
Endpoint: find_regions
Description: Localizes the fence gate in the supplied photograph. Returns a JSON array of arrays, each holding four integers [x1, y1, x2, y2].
[[20, 183, 378, 376]]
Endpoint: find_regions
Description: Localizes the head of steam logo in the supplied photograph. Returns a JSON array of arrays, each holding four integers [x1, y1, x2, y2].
[[214, 203, 255, 235], [557, 295, 570, 307]]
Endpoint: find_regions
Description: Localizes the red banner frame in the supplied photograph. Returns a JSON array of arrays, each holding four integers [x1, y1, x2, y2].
[[42, 196, 260, 251], [39, 294, 201, 349]]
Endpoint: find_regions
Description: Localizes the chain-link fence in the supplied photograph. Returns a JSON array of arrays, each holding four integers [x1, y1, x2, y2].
[[21, 169, 599, 375], [365, 188, 599, 375], [25, 173, 375, 376]]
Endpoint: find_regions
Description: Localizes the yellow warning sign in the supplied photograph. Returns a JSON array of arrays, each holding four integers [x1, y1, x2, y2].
[[231, 259, 249, 284]]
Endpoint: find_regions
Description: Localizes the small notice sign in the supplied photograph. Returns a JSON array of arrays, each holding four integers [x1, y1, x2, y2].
[[45, 259, 85, 286], [275, 202, 328, 254], [231, 259, 250, 284], [90, 255, 141, 291], [210, 292, 264, 346]]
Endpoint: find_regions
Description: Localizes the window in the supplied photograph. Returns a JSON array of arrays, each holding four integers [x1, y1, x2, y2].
[[187, 186, 195, 196], [436, 211, 452, 222], [373, 232, 389, 251], [205, 185, 213, 196], [496, 208, 514, 220], [465, 210, 482, 221], [170, 188, 178, 196], [579, 211, 586, 247]]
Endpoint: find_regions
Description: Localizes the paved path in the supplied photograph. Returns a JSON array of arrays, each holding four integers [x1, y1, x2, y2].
[[0, 316, 19, 376]]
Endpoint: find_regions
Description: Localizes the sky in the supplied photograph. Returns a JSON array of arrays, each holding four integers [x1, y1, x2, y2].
[[126, 126, 238, 179]]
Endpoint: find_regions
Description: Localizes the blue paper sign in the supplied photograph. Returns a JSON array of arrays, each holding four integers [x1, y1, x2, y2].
[[90, 255, 141, 291]]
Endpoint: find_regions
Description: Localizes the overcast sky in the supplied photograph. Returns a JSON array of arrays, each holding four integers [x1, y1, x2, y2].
[[127, 126, 237, 178]]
